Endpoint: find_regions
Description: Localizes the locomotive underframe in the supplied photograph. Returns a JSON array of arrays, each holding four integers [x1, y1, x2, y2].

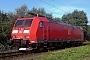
[[8, 39, 84, 51]]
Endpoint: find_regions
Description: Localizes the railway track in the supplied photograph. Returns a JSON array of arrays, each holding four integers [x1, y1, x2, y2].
[[0, 50, 24, 60], [0, 49, 47, 60]]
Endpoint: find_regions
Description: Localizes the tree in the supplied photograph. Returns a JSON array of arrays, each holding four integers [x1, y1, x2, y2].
[[28, 7, 46, 16], [7, 12, 15, 20], [27, 7, 54, 18], [61, 10, 88, 30], [15, 4, 28, 17], [0, 10, 14, 47], [86, 25, 90, 40]]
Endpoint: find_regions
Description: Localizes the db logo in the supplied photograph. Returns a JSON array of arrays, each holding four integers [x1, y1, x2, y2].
[[68, 30, 71, 35]]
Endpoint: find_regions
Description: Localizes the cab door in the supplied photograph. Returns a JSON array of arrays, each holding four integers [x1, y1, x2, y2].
[[43, 22, 49, 41]]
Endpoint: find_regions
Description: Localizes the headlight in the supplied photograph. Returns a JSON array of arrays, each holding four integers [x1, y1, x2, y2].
[[25, 36, 29, 39], [18, 36, 22, 39], [23, 30, 30, 33], [12, 30, 18, 33], [12, 36, 16, 38]]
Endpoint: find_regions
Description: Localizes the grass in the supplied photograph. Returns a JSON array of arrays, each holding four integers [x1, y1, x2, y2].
[[29, 45, 90, 60]]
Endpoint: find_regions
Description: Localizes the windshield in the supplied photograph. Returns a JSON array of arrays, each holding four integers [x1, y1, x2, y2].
[[15, 20, 32, 27]]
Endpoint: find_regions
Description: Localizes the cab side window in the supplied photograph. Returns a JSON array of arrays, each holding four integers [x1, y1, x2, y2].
[[39, 21, 43, 28]]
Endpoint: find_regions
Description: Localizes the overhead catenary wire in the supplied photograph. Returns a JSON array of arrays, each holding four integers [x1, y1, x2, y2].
[[39, 0, 68, 13], [52, 0, 75, 10]]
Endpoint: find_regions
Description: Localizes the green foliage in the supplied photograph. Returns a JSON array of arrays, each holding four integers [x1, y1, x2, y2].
[[7, 12, 17, 21], [0, 43, 10, 51], [30, 45, 90, 60], [15, 4, 28, 17], [86, 25, 90, 41], [0, 43, 5, 50], [61, 10, 88, 28], [27, 7, 53, 18], [0, 33, 7, 44], [0, 10, 13, 50], [15, 4, 54, 18]]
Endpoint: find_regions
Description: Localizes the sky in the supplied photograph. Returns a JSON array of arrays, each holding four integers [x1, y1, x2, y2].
[[0, 0, 90, 24]]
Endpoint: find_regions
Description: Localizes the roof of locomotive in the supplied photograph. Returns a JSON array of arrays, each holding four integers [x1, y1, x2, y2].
[[47, 17, 72, 26], [17, 16, 83, 30], [17, 16, 49, 22], [17, 18, 33, 20], [25, 12, 83, 30], [47, 17, 83, 30]]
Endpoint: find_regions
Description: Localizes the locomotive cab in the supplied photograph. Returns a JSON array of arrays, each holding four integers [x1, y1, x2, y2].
[[11, 16, 49, 50], [11, 18, 33, 50]]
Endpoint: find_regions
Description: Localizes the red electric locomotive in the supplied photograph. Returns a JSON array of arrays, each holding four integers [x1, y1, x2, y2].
[[11, 13, 84, 51]]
